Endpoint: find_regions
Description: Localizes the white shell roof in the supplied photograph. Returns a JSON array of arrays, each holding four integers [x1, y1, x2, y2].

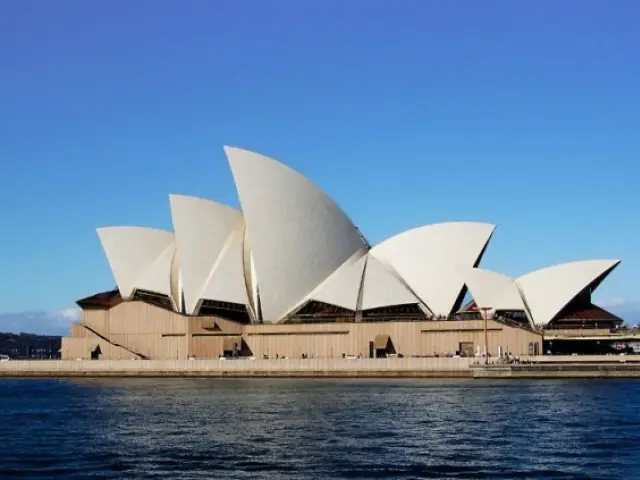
[[134, 242, 177, 299], [360, 256, 420, 310], [370, 222, 495, 316], [199, 221, 250, 307], [169, 194, 244, 314], [242, 235, 259, 320], [308, 249, 368, 311], [169, 249, 183, 312], [94, 146, 622, 325], [462, 259, 621, 327], [516, 259, 620, 327], [225, 146, 367, 322], [461, 267, 525, 312], [97, 226, 176, 300]]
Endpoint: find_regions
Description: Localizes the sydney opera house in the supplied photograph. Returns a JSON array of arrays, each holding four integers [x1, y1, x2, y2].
[[61, 147, 624, 360]]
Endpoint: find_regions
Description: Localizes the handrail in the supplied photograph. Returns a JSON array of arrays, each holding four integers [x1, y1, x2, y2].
[[82, 325, 149, 359]]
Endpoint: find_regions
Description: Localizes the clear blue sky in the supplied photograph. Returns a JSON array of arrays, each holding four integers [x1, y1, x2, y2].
[[1, 1, 638, 323]]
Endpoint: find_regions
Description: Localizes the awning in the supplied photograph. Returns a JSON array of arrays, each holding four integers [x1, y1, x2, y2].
[[223, 337, 242, 351], [374, 335, 390, 350]]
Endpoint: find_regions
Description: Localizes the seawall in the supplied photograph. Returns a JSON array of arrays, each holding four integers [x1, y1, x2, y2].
[[0, 357, 475, 378], [4, 356, 640, 379], [472, 362, 640, 379]]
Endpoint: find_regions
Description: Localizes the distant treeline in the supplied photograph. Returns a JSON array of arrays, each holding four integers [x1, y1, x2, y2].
[[0, 332, 61, 359]]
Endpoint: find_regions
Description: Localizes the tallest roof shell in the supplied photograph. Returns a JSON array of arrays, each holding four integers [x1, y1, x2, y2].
[[224, 146, 366, 322]]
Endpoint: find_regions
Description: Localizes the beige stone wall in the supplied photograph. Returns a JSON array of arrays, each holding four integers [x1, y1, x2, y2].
[[83, 309, 109, 333], [61, 335, 133, 361], [107, 333, 188, 360], [189, 335, 228, 358], [76, 302, 247, 359], [82, 302, 194, 359], [187, 316, 244, 335], [70, 323, 87, 338], [420, 320, 540, 357], [245, 320, 541, 359], [105, 302, 189, 335], [65, 302, 542, 360], [61, 337, 91, 360]]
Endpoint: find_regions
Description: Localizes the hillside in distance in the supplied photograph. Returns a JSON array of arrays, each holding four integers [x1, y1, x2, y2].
[[0, 332, 61, 359]]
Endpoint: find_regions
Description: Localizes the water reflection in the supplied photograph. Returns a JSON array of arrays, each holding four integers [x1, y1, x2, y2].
[[1, 378, 640, 479]]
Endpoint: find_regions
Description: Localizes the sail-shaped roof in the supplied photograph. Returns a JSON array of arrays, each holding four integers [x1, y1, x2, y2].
[[516, 259, 620, 327], [96, 226, 175, 300], [225, 146, 367, 322], [169, 194, 244, 314], [370, 222, 495, 316]]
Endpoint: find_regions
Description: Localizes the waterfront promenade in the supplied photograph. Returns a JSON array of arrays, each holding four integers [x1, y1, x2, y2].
[[3, 355, 640, 378], [0, 357, 475, 378]]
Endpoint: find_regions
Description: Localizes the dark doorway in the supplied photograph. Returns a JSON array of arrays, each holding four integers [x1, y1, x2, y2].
[[222, 337, 253, 358], [373, 335, 396, 357], [90, 344, 102, 360], [368, 341, 375, 358]]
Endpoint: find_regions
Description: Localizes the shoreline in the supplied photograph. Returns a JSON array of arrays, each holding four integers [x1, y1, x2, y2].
[[0, 357, 474, 379], [471, 363, 640, 379], [2, 356, 640, 379]]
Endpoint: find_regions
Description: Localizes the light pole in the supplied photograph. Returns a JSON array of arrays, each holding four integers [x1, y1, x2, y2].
[[478, 307, 491, 364]]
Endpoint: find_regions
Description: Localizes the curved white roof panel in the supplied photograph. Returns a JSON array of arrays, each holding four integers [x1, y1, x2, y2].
[[242, 231, 258, 319], [170, 250, 183, 312], [134, 242, 177, 298], [199, 221, 250, 308], [360, 256, 419, 310], [97, 227, 175, 300], [308, 250, 368, 311], [516, 259, 620, 327], [370, 222, 495, 316], [169, 194, 242, 314], [225, 146, 367, 322], [462, 268, 525, 312]]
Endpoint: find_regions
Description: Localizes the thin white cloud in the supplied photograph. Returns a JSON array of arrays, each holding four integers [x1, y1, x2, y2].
[[55, 307, 82, 321]]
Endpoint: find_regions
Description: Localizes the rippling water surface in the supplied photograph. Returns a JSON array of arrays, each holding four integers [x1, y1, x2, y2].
[[1, 378, 640, 479]]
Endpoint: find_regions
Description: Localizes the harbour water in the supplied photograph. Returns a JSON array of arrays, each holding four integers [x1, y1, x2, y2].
[[1, 378, 639, 479]]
